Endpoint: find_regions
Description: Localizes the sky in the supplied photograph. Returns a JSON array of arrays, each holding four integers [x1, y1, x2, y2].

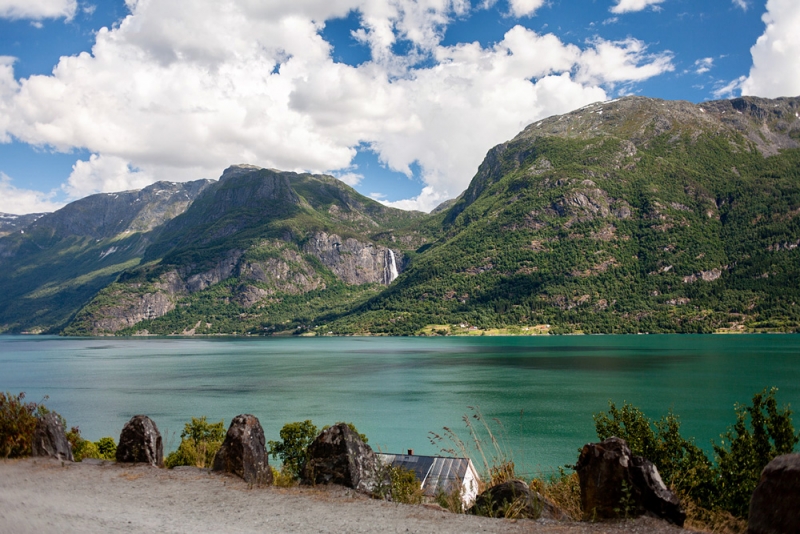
[[0, 0, 798, 215]]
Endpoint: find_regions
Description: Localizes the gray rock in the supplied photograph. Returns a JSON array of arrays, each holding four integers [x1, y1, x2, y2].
[[212, 414, 272, 485], [31, 413, 73, 462], [469, 480, 571, 520], [302, 423, 383, 494], [116, 415, 163, 467], [576, 437, 685, 526], [748, 453, 800, 534]]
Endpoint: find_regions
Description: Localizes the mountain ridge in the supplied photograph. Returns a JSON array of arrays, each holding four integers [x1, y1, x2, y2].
[[2, 94, 799, 335]]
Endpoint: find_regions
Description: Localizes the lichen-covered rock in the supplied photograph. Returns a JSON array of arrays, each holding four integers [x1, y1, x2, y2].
[[748, 453, 800, 534], [302, 423, 382, 494], [116, 415, 163, 467], [469, 480, 571, 520], [212, 414, 272, 485], [31, 412, 73, 462], [576, 437, 684, 526]]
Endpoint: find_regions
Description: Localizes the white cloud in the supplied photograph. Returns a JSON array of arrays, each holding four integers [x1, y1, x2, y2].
[[732, 0, 748, 11], [0, 172, 64, 214], [713, 76, 746, 99], [508, 0, 545, 17], [65, 154, 153, 198], [610, 0, 665, 14], [331, 171, 364, 187], [694, 57, 713, 75], [0, 0, 76, 20], [740, 0, 800, 98], [0, 0, 675, 212]]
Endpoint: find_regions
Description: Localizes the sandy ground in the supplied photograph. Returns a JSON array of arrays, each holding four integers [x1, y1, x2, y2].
[[0, 458, 695, 533]]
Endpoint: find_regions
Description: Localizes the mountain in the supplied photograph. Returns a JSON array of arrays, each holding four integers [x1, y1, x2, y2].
[[325, 95, 800, 334], [64, 167, 429, 335], [3, 94, 800, 336], [0, 180, 213, 333]]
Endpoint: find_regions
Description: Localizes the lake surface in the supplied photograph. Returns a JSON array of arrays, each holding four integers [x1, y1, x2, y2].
[[1, 334, 798, 477]]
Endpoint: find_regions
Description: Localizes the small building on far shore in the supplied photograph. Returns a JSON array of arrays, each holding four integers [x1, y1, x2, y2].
[[377, 452, 481, 506]]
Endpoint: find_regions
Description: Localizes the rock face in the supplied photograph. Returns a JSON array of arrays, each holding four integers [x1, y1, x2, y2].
[[302, 423, 383, 494], [470, 480, 571, 520], [116, 415, 163, 467], [212, 414, 272, 485], [748, 453, 800, 534], [576, 437, 685, 526], [303, 232, 403, 285], [31, 413, 73, 462]]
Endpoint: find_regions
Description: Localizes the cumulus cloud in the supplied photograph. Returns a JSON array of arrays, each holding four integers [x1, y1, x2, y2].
[[0, 0, 675, 212], [508, 0, 546, 17], [0, 172, 64, 214], [740, 0, 800, 98], [0, 0, 76, 20], [610, 0, 665, 14]]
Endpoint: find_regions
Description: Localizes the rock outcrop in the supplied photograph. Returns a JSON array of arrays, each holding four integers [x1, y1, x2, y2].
[[302, 423, 384, 494], [31, 412, 73, 462], [576, 437, 685, 526], [748, 453, 800, 534], [116, 415, 164, 467], [212, 414, 272, 485], [304, 232, 402, 286], [470, 480, 571, 520]]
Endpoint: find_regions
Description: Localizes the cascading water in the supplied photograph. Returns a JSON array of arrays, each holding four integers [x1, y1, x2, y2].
[[385, 249, 399, 284]]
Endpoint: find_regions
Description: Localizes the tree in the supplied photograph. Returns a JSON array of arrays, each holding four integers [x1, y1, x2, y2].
[[268, 420, 319, 480]]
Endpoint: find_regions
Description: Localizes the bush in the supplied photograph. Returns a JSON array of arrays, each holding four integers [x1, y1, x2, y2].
[[712, 387, 799, 518], [388, 466, 425, 504], [96, 436, 117, 459], [0, 392, 47, 458], [66, 426, 117, 461], [165, 416, 225, 469], [268, 420, 318, 480], [594, 387, 799, 519], [594, 401, 715, 504]]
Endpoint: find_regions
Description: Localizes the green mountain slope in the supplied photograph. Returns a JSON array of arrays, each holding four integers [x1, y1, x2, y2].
[[0, 180, 212, 333], [323, 96, 800, 334], [65, 167, 430, 335]]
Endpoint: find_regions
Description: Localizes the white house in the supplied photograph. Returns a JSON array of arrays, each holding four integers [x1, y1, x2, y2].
[[377, 452, 481, 507]]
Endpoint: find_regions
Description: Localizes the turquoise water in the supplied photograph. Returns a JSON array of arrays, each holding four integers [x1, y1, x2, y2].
[[1, 334, 798, 476]]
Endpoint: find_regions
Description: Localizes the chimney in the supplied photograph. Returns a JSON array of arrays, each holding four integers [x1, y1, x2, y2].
[[407, 449, 414, 456]]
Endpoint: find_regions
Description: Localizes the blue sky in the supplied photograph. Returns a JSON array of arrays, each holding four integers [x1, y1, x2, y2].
[[0, 0, 798, 214]]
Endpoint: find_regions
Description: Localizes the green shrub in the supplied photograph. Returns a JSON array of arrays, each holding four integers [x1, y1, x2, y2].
[[594, 401, 715, 504], [165, 416, 225, 469], [0, 392, 47, 458], [268, 420, 318, 479], [95, 437, 117, 460], [389, 466, 425, 504], [712, 387, 799, 518], [594, 387, 799, 519]]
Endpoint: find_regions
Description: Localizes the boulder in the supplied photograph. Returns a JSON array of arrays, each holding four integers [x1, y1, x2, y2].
[[212, 414, 272, 485], [576, 437, 685, 526], [31, 412, 73, 462], [469, 480, 572, 520], [748, 453, 800, 534], [116, 415, 163, 467], [302, 423, 383, 494]]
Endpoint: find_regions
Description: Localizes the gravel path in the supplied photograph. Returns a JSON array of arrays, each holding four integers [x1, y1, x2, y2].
[[0, 458, 695, 533]]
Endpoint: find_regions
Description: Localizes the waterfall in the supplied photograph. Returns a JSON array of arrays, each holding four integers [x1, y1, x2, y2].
[[385, 249, 399, 284]]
